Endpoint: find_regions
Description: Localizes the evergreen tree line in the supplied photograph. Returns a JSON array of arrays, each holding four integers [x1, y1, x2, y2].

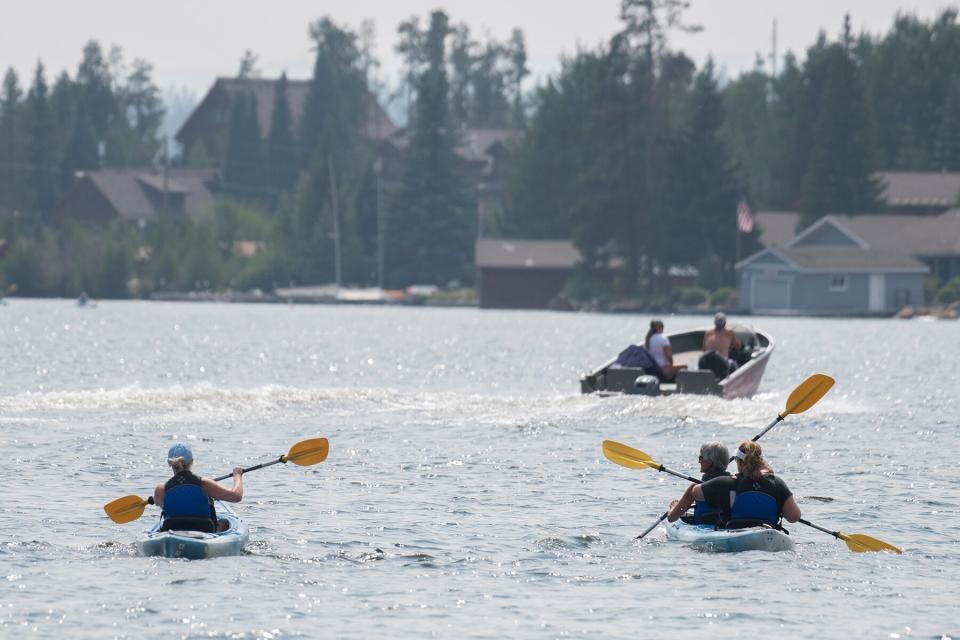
[[504, 7, 960, 294], [3, 7, 960, 299], [215, 13, 529, 290], [0, 41, 165, 225]]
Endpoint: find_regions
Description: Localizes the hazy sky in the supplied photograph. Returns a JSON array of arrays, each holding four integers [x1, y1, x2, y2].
[[2, 0, 955, 99]]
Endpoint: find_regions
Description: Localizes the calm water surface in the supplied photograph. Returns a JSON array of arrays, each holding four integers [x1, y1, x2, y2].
[[0, 300, 957, 638]]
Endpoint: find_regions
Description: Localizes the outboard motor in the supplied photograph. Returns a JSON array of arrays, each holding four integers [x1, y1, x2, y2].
[[634, 374, 661, 396]]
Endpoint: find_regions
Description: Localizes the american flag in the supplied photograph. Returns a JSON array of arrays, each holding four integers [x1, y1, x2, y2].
[[736, 198, 754, 233]]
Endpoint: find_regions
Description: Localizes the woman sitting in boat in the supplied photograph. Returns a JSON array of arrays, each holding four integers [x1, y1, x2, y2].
[[666, 441, 800, 529], [671, 442, 731, 525], [637, 319, 686, 382], [153, 442, 244, 533]]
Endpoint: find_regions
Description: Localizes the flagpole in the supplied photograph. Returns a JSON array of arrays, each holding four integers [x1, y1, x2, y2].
[[735, 212, 741, 265]]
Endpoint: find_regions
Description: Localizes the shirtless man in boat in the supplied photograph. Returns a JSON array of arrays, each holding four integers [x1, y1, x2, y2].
[[699, 312, 742, 378]]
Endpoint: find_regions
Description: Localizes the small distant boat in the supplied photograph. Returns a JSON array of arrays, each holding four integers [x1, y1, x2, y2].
[[137, 502, 249, 559], [666, 520, 794, 552], [580, 325, 774, 399]]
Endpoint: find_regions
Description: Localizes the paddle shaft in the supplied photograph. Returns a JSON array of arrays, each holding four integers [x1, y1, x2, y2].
[[214, 455, 285, 481], [797, 518, 838, 538]]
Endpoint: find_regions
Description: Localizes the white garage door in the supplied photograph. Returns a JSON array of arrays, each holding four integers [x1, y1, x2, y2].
[[753, 277, 791, 310]]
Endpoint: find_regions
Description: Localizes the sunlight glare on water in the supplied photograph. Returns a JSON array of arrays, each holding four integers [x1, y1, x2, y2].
[[0, 300, 957, 638]]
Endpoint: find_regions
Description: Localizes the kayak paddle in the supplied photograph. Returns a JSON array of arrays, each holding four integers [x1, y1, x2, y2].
[[629, 374, 835, 540], [797, 518, 903, 553], [608, 444, 904, 552], [735, 373, 835, 459], [602, 441, 700, 483], [104, 437, 330, 524]]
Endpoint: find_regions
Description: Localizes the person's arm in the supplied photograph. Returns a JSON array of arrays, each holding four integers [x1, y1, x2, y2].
[[667, 484, 703, 522], [781, 495, 801, 523], [663, 344, 674, 365], [201, 467, 244, 503], [153, 483, 166, 508]]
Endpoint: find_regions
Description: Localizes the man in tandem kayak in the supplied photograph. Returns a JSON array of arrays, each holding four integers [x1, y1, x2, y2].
[[666, 441, 801, 529], [670, 442, 731, 525], [153, 442, 244, 533]]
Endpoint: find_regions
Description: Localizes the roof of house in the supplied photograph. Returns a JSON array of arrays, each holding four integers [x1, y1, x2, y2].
[[776, 246, 929, 272], [756, 209, 960, 257], [475, 238, 582, 269], [176, 77, 397, 144], [876, 171, 960, 209], [74, 169, 216, 222], [738, 246, 929, 273], [755, 211, 801, 247]]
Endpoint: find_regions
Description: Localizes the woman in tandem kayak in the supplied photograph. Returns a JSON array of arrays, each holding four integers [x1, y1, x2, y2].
[[154, 442, 244, 532], [666, 441, 801, 529]]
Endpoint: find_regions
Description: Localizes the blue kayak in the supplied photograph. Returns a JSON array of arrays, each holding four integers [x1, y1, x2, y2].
[[666, 520, 794, 552], [138, 502, 249, 559]]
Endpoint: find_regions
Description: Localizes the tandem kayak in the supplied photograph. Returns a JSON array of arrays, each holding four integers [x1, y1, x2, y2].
[[138, 502, 249, 559], [666, 521, 794, 553]]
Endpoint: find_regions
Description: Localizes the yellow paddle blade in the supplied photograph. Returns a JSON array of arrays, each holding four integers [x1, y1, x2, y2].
[[103, 495, 150, 524], [602, 440, 657, 470], [782, 374, 835, 417], [839, 532, 903, 554], [283, 437, 329, 466]]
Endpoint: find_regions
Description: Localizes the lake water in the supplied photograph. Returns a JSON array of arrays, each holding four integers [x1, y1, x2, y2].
[[0, 300, 957, 638]]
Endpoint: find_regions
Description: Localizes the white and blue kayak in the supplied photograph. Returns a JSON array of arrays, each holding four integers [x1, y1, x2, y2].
[[138, 502, 249, 559], [666, 521, 794, 553]]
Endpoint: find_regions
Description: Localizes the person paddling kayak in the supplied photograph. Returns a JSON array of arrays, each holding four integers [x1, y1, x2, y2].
[[666, 441, 800, 529], [153, 442, 244, 533], [670, 442, 731, 526]]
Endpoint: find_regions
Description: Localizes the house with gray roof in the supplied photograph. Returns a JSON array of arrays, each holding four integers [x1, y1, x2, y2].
[[737, 215, 931, 315], [58, 169, 217, 225], [876, 171, 960, 214]]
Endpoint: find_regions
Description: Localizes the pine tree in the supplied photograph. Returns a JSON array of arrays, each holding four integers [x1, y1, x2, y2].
[[799, 34, 881, 226], [74, 41, 115, 142], [222, 92, 264, 199], [25, 63, 60, 224], [387, 10, 474, 287], [663, 60, 743, 287], [0, 68, 24, 210], [61, 102, 100, 188], [934, 77, 960, 171], [268, 72, 298, 192]]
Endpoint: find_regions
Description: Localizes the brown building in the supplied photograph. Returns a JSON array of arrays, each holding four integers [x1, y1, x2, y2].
[[58, 169, 217, 225], [475, 238, 582, 309], [175, 77, 398, 165]]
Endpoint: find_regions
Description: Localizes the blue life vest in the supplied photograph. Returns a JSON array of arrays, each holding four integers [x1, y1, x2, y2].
[[727, 491, 779, 528], [161, 471, 216, 532], [693, 500, 723, 526]]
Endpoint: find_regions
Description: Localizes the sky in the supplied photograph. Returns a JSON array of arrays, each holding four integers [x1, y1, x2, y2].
[[2, 1, 955, 105]]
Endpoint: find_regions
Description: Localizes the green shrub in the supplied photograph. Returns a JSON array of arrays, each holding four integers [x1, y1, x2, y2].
[[675, 286, 708, 307], [709, 287, 736, 307], [937, 277, 960, 304]]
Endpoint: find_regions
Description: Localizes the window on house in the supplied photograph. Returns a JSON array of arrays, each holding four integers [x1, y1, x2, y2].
[[829, 276, 848, 291]]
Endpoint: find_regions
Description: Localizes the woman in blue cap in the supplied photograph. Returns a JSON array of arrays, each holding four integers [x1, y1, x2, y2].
[[153, 442, 244, 532]]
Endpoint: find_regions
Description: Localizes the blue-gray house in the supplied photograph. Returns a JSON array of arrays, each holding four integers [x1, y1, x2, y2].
[[737, 215, 930, 315]]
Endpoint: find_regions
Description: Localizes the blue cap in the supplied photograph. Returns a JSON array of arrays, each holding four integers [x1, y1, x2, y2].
[[167, 442, 193, 464]]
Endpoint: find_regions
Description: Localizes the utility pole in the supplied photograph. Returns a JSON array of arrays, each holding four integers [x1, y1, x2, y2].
[[162, 136, 169, 215], [328, 154, 342, 289], [374, 155, 385, 291], [770, 18, 778, 82]]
